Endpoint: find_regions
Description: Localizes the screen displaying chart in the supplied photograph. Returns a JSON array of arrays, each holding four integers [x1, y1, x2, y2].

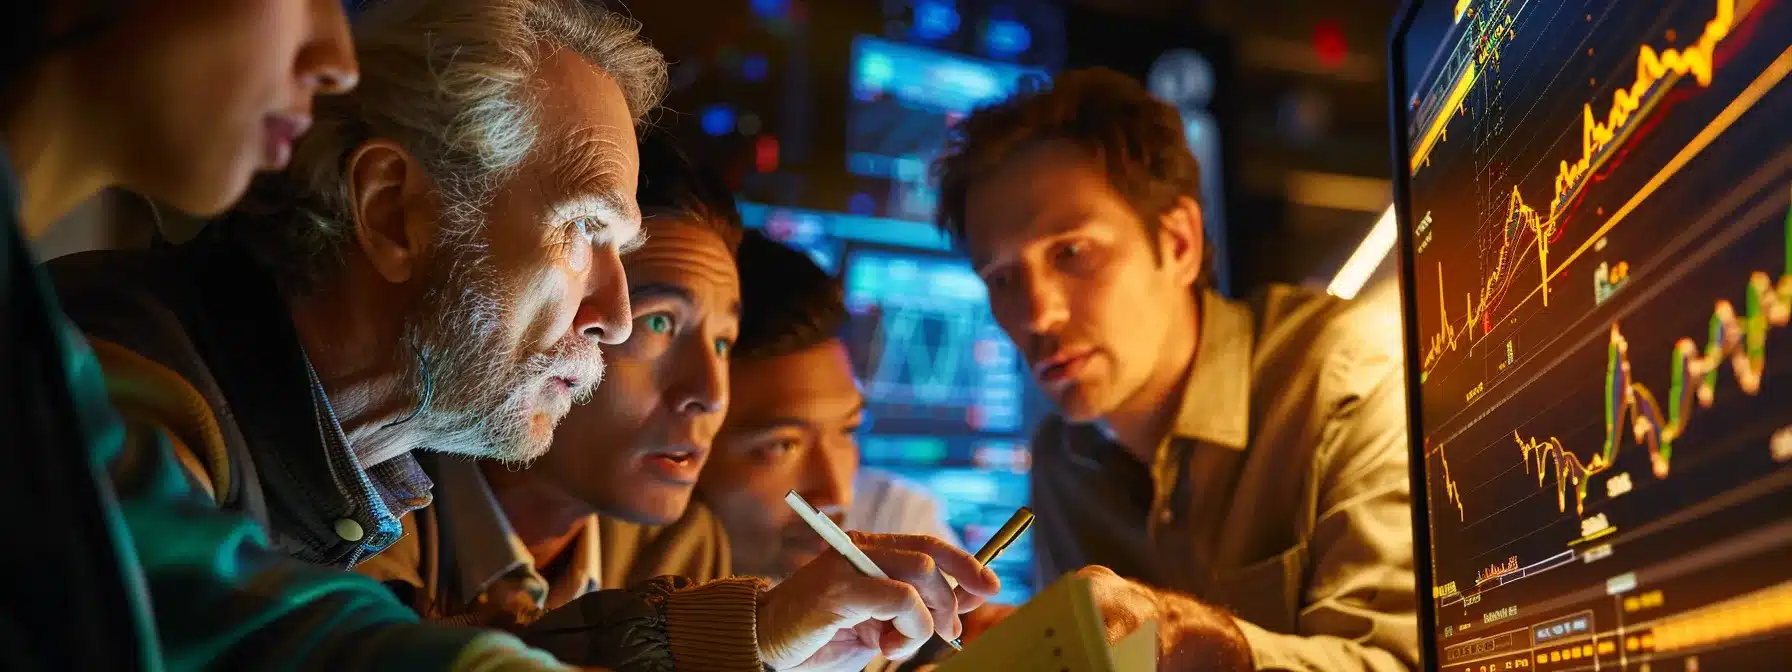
[[1395, 0, 1792, 669], [843, 246, 1026, 436]]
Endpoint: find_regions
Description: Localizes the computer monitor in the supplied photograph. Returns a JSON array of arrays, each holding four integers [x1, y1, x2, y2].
[[841, 245, 1026, 437], [840, 243, 1039, 603], [1391, 1, 1792, 669]]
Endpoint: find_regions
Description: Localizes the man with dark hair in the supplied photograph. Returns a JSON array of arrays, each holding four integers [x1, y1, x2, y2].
[[935, 67, 1417, 671], [699, 230, 862, 581]]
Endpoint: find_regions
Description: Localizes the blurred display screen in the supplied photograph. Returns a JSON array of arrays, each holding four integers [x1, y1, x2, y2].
[[846, 36, 1049, 219], [843, 246, 1025, 436], [739, 201, 952, 271], [875, 465, 1034, 604]]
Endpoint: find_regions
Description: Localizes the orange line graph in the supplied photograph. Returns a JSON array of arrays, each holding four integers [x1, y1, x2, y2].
[[1672, 270, 1792, 404], [1419, 0, 1743, 380], [1517, 188, 1790, 516], [1516, 432, 1608, 516], [1440, 443, 1466, 522], [1421, 188, 1556, 377], [1515, 323, 1688, 516]]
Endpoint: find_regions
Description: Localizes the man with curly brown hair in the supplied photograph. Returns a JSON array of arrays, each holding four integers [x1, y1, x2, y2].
[[934, 67, 1418, 672]]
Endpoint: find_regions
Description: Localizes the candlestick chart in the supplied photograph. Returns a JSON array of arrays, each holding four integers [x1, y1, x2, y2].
[[1399, 0, 1792, 668]]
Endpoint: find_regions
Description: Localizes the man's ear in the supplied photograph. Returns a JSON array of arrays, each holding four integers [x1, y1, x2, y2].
[[344, 138, 439, 285], [1157, 195, 1205, 288]]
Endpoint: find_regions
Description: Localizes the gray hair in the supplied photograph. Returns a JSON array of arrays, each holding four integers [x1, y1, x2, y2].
[[227, 0, 667, 293]]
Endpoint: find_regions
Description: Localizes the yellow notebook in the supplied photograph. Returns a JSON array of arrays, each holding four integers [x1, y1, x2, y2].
[[936, 575, 1158, 672]]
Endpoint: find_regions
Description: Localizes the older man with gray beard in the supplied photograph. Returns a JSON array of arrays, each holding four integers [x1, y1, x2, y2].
[[48, 0, 998, 669]]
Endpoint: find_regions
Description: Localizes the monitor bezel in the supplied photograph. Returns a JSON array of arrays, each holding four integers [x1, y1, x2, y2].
[[1386, 0, 1442, 669]]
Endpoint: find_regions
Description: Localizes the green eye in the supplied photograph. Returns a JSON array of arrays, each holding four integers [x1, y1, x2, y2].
[[644, 314, 672, 334], [715, 339, 732, 355]]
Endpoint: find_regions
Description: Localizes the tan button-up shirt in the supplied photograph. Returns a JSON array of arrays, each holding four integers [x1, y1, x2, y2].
[[358, 455, 734, 624], [1030, 285, 1418, 671]]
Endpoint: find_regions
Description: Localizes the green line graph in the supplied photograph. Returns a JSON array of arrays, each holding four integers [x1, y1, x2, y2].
[[1520, 184, 1792, 515]]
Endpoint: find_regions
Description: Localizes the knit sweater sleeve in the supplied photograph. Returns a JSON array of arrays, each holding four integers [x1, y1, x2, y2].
[[520, 576, 771, 672]]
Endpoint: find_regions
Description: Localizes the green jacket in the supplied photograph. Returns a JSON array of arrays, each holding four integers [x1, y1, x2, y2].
[[1, 149, 559, 670]]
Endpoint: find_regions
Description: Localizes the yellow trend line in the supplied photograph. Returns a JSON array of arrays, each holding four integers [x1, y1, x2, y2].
[[1422, 188, 1555, 374], [1515, 432, 1606, 515], [1675, 271, 1792, 396], [1552, 0, 1735, 218], [1422, 263, 1460, 376], [1421, 13, 1782, 382], [1412, 63, 1479, 173], [1533, 45, 1792, 302]]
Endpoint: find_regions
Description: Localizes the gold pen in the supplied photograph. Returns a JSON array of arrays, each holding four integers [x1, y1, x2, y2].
[[949, 507, 1034, 649]]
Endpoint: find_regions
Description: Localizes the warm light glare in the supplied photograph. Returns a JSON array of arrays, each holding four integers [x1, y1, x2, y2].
[[1328, 205, 1396, 299]]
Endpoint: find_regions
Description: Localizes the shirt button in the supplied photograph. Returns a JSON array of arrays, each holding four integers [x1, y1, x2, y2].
[[334, 518, 365, 542]]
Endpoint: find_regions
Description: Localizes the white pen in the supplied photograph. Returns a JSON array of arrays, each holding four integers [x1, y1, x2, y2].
[[784, 489, 965, 651]]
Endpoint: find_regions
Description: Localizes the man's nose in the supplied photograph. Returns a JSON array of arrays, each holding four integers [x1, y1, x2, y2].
[[299, 0, 360, 96], [574, 245, 633, 345], [1014, 271, 1069, 337], [670, 337, 728, 417], [799, 436, 857, 516]]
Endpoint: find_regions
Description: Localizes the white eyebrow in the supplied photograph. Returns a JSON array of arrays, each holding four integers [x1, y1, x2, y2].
[[549, 189, 645, 251]]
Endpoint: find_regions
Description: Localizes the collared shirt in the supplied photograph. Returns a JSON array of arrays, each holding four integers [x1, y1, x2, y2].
[[432, 459, 603, 614], [1030, 286, 1418, 671], [46, 227, 435, 566], [360, 455, 604, 622], [304, 353, 435, 565], [359, 453, 736, 625]]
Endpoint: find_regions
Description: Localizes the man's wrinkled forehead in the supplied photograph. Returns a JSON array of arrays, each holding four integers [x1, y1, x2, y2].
[[527, 50, 646, 245]]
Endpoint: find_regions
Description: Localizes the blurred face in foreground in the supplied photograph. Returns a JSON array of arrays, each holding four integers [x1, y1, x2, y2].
[[15, 0, 359, 234]]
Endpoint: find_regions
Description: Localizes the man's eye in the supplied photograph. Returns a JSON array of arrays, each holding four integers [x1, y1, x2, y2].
[[643, 314, 673, 334], [572, 217, 600, 243], [1055, 241, 1099, 273], [983, 269, 1013, 291], [715, 338, 733, 356], [756, 440, 798, 462]]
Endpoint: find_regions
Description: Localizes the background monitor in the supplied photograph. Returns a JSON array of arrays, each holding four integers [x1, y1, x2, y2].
[[1391, 0, 1792, 668], [846, 36, 1050, 221]]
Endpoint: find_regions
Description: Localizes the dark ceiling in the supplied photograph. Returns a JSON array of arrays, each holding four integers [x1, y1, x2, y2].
[[1069, 0, 1403, 290], [625, 0, 1403, 292]]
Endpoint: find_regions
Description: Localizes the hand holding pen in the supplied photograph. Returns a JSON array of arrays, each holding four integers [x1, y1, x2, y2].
[[758, 493, 1003, 670]]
